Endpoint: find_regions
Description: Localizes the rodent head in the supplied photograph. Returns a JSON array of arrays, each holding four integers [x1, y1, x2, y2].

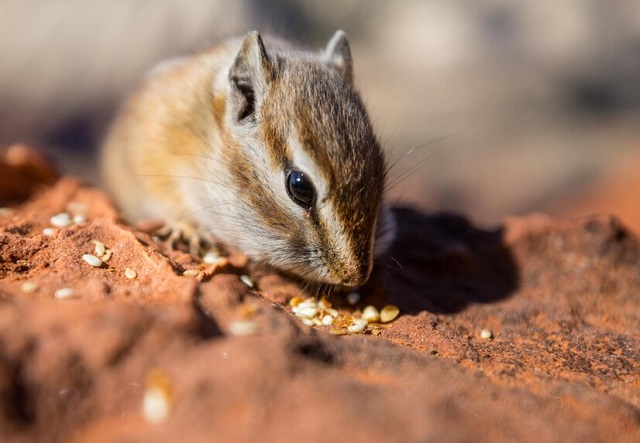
[[210, 30, 386, 287]]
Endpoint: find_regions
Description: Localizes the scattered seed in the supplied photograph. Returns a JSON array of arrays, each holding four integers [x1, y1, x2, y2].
[[347, 318, 368, 333], [54, 287, 75, 299], [73, 214, 86, 225], [101, 249, 112, 262], [288, 296, 304, 308], [124, 268, 137, 279], [203, 250, 225, 265], [50, 212, 72, 228], [182, 269, 199, 277], [480, 329, 493, 340], [240, 275, 254, 288], [330, 328, 348, 335], [379, 305, 400, 323], [228, 320, 258, 336], [346, 292, 360, 305], [327, 308, 339, 318], [142, 370, 172, 424], [293, 306, 317, 319], [0, 207, 13, 216], [21, 281, 39, 293], [300, 318, 315, 327], [92, 240, 106, 257], [362, 305, 380, 323], [82, 254, 103, 267], [321, 315, 334, 325], [42, 227, 56, 236]]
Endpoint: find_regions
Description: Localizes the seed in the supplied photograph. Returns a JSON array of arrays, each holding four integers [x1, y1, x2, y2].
[[379, 305, 400, 323], [124, 268, 137, 279], [0, 207, 13, 216], [142, 370, 172, 424], [347, 318, 368, 333], [182, 269, 199, 277], [240, 275, 254, 288], [327, 308, 339, 318], [21, 281, 39, 293], [73, 214, 86, 225], [228, 320, 258, 336], [362, 305, 380, 322], [54, 287, 75, 299], [82, 254, 103, 267], [321, 315, 334, 325], [300, 318, 315, 327], [297, 299, 316, 309], [317, 298, 331, 310], [203, 250, 225, 265], [92, 240, 106, 257], [480, 329, 493, 340], [346, 292, 360, 305], [330, 328, 348, 335], [293, 306, 318, 319], [42, 228, 56, 236], [101, 249, 112, 262], [288, 296, 304, 307], [50, 212, 72, 228]]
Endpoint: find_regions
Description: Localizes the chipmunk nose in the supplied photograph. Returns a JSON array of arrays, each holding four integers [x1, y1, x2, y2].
[[338, 259, 372, 288]]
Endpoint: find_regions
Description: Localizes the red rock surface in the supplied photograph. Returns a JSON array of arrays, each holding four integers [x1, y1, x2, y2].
[[1, 147, 639, 442]]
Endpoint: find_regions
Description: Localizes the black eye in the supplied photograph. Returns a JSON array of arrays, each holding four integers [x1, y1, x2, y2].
[[286, 170, 315, 209]]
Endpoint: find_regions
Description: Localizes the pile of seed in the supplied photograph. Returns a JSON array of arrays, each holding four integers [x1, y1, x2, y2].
[[289, 296, 399, 334]]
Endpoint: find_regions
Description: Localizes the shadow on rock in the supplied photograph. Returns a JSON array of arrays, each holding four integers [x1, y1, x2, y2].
[[362, 207, 519, 314]]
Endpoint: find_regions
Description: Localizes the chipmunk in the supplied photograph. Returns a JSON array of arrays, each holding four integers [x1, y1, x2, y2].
[[101, 30, 395, 287]]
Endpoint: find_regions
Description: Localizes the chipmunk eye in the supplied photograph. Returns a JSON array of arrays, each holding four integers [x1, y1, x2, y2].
[[286, 170, 315, 209]]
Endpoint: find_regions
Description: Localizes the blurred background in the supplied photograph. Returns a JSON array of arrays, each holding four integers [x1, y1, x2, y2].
[[1, 0, 639, 230]]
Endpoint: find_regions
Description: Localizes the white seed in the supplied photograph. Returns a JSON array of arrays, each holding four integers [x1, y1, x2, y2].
[[379, 305, 400, 323], [297, 300, 317, 309], [240, 275, 254, 288], [293, 306, 318, 318], [73, 214, 86, 225], [50, 212, 72, 228], [203, 250, 225, 265], [21, 281, 39, 293], [0, 207, 13, 216], [228, 320, 258, 336], [347, 318, 368, 333], [42, 227, 56, 236], [346, 292, 360, 305], [142, 387, 170, 424], [182, 269, 199, 277], [92, 240, 106, 257], [300, 318, 315, 327], [317, 298, 331, 310], [54, 287, 75, 299], [480, 329, 493, 340], [321, 315, 334, 325], [362, 305, 380, 323], [82, 254, 103, 267], [327, 308, 339, 318], [124, 268, 137, 279], [101, 249, 112, 262]]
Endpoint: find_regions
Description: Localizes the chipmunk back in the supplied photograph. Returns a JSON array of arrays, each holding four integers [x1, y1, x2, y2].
[[101, 30, 394, 287]]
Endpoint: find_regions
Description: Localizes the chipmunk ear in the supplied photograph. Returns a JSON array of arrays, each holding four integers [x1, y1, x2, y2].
[[228, 31, 272, 123], [325, 30, 353, 82]]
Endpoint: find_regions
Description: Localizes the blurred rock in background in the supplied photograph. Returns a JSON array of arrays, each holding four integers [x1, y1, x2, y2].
[[1, 0, 639, 228]]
